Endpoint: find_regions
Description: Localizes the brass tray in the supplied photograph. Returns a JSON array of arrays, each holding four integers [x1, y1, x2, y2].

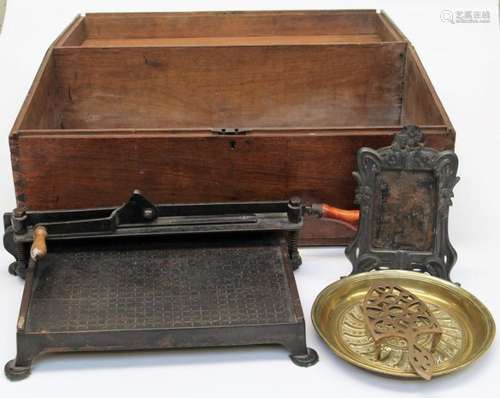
[[312, 271, 495, 378]]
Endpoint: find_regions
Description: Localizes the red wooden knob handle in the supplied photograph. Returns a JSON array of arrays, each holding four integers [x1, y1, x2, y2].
[[308, 204, 359, 231], [321, 204, 359, 227]]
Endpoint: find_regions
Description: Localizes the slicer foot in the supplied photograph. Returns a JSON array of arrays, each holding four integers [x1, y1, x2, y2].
[[290, 347, 319, 367], [4, 360, 31, 381], [290, 253, 302, 271], [7, 262, 26, 278], [8, 262, 17, 276]]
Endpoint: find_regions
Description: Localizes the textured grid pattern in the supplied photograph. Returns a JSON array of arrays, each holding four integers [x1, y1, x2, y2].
[[26, 238, 296, 333]]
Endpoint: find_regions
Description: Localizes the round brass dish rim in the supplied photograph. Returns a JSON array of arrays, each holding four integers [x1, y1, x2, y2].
[[311, 270, 496, 378]]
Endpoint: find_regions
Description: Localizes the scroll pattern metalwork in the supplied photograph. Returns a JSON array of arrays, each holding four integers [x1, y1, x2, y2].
[[345, 125, 459, 280], [361, 283, 442, 380]]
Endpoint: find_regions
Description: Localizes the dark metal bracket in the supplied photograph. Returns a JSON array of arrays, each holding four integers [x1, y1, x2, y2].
[[4, 192, 305, 277], [345, 126, 459, 281]]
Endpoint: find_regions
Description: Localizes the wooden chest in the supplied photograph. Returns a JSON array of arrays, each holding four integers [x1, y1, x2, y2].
[[9, 10, 454, 245]]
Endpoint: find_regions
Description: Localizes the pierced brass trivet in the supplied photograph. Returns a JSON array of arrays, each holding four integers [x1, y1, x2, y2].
[[312, 271, 495, 379], [361, 283, 442, 380]]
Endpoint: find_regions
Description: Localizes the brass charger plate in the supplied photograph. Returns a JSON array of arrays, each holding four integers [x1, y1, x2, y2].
[[312, 271, 495, 378]]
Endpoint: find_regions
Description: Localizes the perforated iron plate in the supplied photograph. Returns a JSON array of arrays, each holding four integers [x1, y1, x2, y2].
[[26, 236, 297, 333]]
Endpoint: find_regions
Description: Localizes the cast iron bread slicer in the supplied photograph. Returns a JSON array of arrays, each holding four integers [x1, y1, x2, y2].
[[3, 193, 323, 380], [1, 172, 367, 380]]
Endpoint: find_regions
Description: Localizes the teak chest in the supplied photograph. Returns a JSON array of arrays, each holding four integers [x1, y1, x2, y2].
[[9, 10, 455, 245]]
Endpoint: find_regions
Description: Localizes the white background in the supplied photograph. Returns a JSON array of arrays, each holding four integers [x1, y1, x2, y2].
[[0, 0, 498, 396]]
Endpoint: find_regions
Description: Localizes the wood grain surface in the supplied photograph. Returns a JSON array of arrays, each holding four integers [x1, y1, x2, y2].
[[8, 11, 455, 245]]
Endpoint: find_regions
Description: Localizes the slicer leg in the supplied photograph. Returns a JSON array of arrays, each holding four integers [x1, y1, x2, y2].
[[283, 337, 319, 367], [287, 231, 302, 270], [8, 262, 18, 276], [4, 358, 32, 381], [8, 261, 26, 278], [290, 348, 319, 367], [5, 339, 37, 381]]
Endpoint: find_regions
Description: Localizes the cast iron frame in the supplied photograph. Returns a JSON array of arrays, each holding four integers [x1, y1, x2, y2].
[[3, 192, 318, 380], [345, 126, 459, 281]]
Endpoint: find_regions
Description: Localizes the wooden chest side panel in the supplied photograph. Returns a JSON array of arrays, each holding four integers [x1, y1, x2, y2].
[[17, 55, 64, 131], [12, 17, 84, 132], [12, 130, 454, 244], [401, 46, 448, 126], [52, 44, 406, 130], [80, 11, 383, 41]]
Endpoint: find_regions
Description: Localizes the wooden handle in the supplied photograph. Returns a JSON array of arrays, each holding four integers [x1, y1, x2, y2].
[[310, 204, 359, 231], [322, 204, 359, 226], [30, 226, 48, 260]]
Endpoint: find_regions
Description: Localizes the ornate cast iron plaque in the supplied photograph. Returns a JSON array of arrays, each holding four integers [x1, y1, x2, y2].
[[345, 126, 459, 280]]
